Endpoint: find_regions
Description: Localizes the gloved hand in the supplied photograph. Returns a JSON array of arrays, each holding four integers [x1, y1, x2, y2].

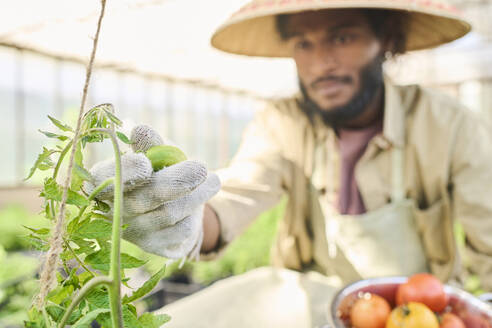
[[85, 125, 221, 260]]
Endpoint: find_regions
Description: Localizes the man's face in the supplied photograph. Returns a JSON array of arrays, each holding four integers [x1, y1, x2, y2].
[[284, 9, 383, 112]]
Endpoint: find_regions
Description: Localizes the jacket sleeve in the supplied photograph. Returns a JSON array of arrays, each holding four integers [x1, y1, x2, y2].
[[207, 104, 289, 245], [450, 112, 492, 291]]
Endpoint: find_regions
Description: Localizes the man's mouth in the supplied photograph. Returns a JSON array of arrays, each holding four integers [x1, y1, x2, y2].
[[311, 76, 352, 97]]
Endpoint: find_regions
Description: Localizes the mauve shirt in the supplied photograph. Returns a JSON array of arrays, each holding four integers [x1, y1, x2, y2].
[[336, 118, 383, 215]]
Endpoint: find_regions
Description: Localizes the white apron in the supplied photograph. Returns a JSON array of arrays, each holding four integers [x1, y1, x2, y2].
[[311, 135, 429, 283]]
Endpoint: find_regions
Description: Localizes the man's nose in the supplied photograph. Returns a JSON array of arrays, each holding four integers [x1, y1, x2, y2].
[[311, 44, 337, 73]]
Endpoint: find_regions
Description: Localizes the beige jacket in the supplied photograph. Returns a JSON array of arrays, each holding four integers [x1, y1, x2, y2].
[[208, 78, 492, 290]]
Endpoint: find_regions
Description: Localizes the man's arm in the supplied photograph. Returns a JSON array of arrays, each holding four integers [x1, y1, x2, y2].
[[198, 103, 290, 255], [201, 204, 220, 252], [451, 113, 492, 291]]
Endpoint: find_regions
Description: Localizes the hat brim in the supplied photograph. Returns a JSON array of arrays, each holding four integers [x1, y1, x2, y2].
[[211, 1, 471, 57]]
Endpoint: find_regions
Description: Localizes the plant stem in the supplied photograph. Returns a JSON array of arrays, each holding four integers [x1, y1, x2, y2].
[[90, 127, 123, 327], [53, 140, 73, 181], [58, 276, 113, 328], [50, 140, 73, 219], [63, 239, 96, 277], [108, 129, 123, 328], [74, 177, 114, 223], [88, 177, 114, 201]]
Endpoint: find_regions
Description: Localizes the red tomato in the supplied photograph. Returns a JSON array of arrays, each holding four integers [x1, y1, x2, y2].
[[440, 313, 465, 328], [350, 293, 391, 328], [396, 273, 447, 312]]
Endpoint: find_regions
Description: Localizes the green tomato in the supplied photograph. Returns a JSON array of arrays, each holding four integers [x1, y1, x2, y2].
[[145, 145, 187, 171]]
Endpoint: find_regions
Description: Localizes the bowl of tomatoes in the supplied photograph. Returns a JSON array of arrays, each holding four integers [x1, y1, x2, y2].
[[329, 273, 492, 328]]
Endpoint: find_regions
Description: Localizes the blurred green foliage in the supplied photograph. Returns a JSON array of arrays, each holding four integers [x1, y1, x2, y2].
[[0, 204, 49, 251], [191, 200, 285, 284], [0, 245, 39, 327], [0, 205, 48, 327]]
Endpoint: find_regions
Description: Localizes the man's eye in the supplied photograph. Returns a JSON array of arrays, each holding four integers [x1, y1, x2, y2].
[[332, 34, 355, 45], [294, 40, 312, 51]]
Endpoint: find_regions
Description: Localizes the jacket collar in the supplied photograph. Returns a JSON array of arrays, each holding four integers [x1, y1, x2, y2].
[[382, 76, 406, 148]]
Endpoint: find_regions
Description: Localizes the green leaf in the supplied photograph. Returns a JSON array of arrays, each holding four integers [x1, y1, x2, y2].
[[67, 216, 80, 235], [60, 249, 74, 261], [86, 288, 110, 309], [23, 225, 50, 235], [38, 129, 69, 141], [123, 264, 167, 304], [103, 108, 123, 127], [46, 303, 82, 325], [41, 177, 60, 200], [41, 178, 89, 207], [64, 267, 80, 289], [119, 252, 147, 269], [56, 271, 64, 284], [78, 271, 93, 285], [86, 249, 146, 272], [48, 115, 73, 132], [120, 275, 132, 289], [73, 218, 112, 240], [117, 131, 133, 144], [96, 312, 112, 327], [73, 163, 93, 182], [67, 190, 89, 207], [71, 144, 85, 191], [81, 133, 105, 147], [126, 303, 138, 316], [95, 200, 111, 213], [70, 236, 96, 255], [44, 200, 53, 220], [138, 313, 171, 328], [25, 147, 57, 180], [26, 307, 46, 328], [123, 305, 143, 328], [25, 234, 49, 251], [72, 308, 110, 328], [47, 285, 74, 305]]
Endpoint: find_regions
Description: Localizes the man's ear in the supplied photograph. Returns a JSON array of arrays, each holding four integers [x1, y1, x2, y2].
[[380, 16, 398, 55], [381, 38, 396, 57], [381, 13, 408, 56]]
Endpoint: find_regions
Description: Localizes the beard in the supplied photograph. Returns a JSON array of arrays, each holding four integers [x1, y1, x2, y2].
[[298, 55, 384, 129]]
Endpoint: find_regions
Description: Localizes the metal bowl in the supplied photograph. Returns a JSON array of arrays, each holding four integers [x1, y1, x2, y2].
[[329, 276, 492, 327]]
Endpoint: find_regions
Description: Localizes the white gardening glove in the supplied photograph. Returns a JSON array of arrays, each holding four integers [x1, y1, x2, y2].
[[85, 125, 221, 260]]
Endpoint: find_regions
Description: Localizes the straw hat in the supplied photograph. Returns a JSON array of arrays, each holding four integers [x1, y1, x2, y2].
[[211, 0, 471, 57]]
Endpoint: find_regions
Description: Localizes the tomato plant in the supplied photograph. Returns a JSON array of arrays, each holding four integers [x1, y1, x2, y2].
[[386, 302, 439, 328], [349, 293, 391, 328], [396, 273, 447, 312], [22, 1, 171, 327], [24, 103, 172, 328]]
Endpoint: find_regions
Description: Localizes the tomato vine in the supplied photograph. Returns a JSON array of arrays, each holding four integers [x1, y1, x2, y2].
[[23, 1, 170, 327]]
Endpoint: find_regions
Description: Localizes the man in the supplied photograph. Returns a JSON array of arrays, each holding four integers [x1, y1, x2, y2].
[[89, 0, 492, 326], [204, 0, 492, 286]]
